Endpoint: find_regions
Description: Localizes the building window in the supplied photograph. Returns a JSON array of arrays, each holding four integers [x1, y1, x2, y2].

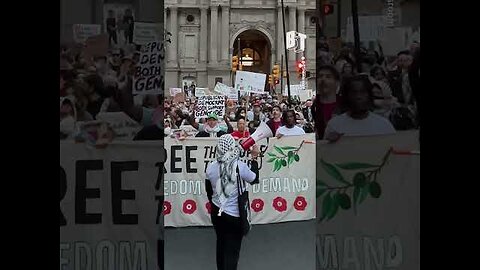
[[184, 34, 197, 58]]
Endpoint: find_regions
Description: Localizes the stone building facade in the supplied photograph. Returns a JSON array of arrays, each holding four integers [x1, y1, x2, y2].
[[164, 0, 317, 92]]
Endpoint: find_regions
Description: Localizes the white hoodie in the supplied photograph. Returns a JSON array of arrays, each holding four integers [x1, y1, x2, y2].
[[60, 96, 77, 138]]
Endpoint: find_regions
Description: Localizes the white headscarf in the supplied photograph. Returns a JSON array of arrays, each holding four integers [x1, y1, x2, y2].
[[214, 134, 240, 215], [60, 96, 77, 137]]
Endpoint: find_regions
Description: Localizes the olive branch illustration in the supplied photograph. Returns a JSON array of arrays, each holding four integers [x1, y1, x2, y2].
[[266, 140, 306, 172], [318, 148, 393, 222]]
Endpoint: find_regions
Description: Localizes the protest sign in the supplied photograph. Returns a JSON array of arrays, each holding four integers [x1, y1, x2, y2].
[[134, 22, 163, 44], [163, 134, 316, 227], [170, 87, 185, 103], [315, 131, 419, 270], [298, 89, 313, 101], [173, 92, 186, 104], [194, 95, 225, 119], [60, 141, 164, 270], [73, 24, 101, 44], [194, 88, 208, 97], [213, 82, 238, 100], [84, 34, 109, 58], [169, 88, 182, 97], [95, 112, 142, 140], [283, 84, 303, 96], [133, 41, 164, 94], [234, 71, 267, 94]]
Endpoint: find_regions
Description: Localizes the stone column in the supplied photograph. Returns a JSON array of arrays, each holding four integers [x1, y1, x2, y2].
[[221, 6, 230, 63], [168, 7, 178, 65], [199, 7, 208, 63], [210, 6, 218, 64]]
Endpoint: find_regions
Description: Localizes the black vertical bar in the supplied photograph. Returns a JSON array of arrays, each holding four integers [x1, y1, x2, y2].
[[237, 38, 241, 102], [351, 0, 361, 73], [280, 54, 284, 98], [337, 0, 342, 38], [281, 0, 291, 104]]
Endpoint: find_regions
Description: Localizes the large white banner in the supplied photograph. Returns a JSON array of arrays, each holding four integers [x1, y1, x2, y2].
[[234, 71, 267, 94], [316, 131, 420, 270], [134, 22, 163, 45], [60, 141, 164, 270], [164, 134, 316, 227]]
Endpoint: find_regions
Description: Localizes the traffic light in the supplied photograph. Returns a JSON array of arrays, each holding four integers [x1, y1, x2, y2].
[[296, 61, 304, 76], [323, 4, 334, 15], [268, 74, 274, 86], [274, 78, 279, 85], [272, 64, 280, 80], [232, 56, 239, 72], [297, 61, 306, 79]]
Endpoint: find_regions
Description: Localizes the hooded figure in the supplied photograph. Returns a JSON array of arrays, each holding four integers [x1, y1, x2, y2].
[[60, 96, 77, 139], [205, 134, 259, 270], [213, 134, 241, 215]]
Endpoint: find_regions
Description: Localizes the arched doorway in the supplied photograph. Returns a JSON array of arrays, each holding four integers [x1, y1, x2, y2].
[[232, 29, 272, 77]]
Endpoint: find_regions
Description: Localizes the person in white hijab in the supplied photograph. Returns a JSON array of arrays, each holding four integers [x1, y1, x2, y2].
[[205, 134, 258, 270], [60, 96, 77, 139]]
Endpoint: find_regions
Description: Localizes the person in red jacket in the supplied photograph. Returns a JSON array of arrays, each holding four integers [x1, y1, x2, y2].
[[230, 117, 250, 140], [313, 65, 342, 139], [266, 105, 283, 136]]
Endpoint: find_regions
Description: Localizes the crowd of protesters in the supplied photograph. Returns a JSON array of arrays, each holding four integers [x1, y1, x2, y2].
[[60, 37, 420, 145], [314, 38, 420, 140], [163, 40, 420, 142], [60, 41, 164, 145]]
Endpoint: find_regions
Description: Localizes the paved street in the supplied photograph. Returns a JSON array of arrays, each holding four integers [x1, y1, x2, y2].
[[165, 220, 316, 270]]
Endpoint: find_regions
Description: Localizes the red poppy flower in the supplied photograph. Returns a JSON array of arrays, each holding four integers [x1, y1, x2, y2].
[[206, 201, 212, 214], [251, 199, 264, 212], [163, 201, 171, 215], [273, 197, 287, 212], [293, 196, 307, 211], [183, 200, 197, 214]]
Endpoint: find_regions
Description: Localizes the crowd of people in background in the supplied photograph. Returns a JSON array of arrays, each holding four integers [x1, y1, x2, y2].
[[60, 40, 165, 144], [60, 36, 420, 146], [315, 38, 420, 140]]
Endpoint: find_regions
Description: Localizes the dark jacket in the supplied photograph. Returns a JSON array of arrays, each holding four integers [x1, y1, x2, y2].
[[302, 107, 314, 123], [195, 130, 227, 138]]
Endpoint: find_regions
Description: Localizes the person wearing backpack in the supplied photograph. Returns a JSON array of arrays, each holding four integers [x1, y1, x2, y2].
[[205, 134, 259, 270]]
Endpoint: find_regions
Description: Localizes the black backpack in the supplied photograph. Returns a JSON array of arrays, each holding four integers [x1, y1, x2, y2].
[[389, 107, 417, 130]]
